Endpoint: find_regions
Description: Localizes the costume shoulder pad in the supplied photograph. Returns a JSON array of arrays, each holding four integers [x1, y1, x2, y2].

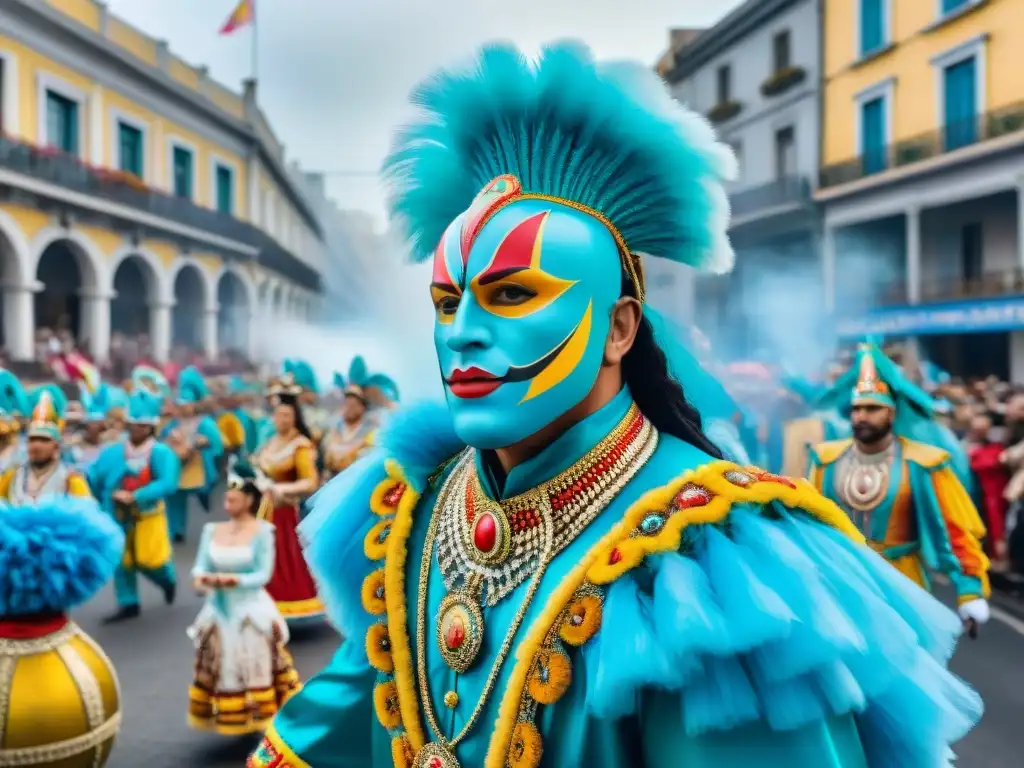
[[807, 438, 852, 466], [576, 461, 979, 766]]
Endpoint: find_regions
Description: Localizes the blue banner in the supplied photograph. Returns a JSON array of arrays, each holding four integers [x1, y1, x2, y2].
[[837, 296, 1024, 338]]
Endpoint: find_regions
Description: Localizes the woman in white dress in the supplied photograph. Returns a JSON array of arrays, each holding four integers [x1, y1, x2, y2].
[[187, 460, 301, 735]]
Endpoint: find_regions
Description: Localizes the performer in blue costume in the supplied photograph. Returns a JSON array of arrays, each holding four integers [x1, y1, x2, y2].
[[251, 42, 981, 768], [0, 369, 29, 473], [780, 367, 851, 477], [807, 343, 990, 628], [364, 371, 401, 429], [90, 389, 181, 622], [162, 367, 224, 542], [67, 384, 114, 472]]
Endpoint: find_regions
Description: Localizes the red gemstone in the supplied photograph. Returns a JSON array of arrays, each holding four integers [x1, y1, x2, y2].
[[429, 758, 444, 768], [383, 483, 405, 506], [474, 512, 497, 553], [445, 616, 466, 649], [609, 548, 622, 564]]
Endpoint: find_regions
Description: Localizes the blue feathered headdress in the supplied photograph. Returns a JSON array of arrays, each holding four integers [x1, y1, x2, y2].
[[0, 368, 29, 417], [365, 373, 400, 403], [0, 496, 124, 614], [333, 356, 370, 391], [382, 40, 735, 275], [176, 365, 209, 405]]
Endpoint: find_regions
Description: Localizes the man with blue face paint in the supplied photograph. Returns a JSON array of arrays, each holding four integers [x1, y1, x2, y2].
[[250, 42, 981, 768]]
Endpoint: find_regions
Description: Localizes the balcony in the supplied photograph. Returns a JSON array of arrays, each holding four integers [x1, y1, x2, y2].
[[729, 175, 811, 219], [0, 135, 321, 292], [878, 268, 1024, 307], [820, 101, 1024, 189]]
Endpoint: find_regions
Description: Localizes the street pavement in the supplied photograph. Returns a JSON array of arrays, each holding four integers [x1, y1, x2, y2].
[[69, 497, 1024, 768]]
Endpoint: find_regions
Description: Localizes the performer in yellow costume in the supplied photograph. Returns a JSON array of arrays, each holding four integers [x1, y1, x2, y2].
[[807, 343, 990, 628], [0, 389, 91, 500]]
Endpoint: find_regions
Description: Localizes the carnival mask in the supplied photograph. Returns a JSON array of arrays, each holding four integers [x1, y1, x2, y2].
[[431, 176, 623, 449]]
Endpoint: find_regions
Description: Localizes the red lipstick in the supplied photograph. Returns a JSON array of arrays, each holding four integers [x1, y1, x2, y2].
[[446, 367, 503, 399]]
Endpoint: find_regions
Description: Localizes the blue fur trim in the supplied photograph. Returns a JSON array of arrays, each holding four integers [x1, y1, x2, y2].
[[299, 401, 464, 640], [583, 506, 980, 765], [0, 497, 124, 614], [382, 40, 735, 273]]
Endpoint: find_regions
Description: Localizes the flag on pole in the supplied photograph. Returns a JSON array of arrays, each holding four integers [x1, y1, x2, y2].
[[219, 0, 254, 35]]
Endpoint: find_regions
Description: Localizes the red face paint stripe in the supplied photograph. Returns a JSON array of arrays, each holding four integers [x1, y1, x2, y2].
[[476, 211, 548, 284]]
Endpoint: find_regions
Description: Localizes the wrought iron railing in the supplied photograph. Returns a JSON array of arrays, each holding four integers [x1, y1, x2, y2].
[[820, 101, 1024, 188], [878, 268, 1024, 306], [729, 175, 811, 219], [0, 135, 321, 291]]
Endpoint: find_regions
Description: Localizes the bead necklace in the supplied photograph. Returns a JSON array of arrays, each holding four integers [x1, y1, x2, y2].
[[411, 408, 658, 766]]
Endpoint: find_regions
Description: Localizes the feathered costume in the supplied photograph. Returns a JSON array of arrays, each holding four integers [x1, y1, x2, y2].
[[807, 343, 990, 612], [250, 42, 980, 768], [0, 495, 124, 766]]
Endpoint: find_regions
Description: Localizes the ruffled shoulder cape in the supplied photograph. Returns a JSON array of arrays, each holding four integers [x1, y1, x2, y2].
[[299, 404, 980, 767]]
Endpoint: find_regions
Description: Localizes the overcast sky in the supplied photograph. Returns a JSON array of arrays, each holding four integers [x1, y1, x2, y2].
[[108, 0, 740, 221]]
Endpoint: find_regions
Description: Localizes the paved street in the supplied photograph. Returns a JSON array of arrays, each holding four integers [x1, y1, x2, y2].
[[69, 497, 1024, 768]]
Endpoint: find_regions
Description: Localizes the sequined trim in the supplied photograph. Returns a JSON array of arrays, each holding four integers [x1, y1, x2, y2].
[[0, 711, 121, 766], [0, 621, 78, 655]]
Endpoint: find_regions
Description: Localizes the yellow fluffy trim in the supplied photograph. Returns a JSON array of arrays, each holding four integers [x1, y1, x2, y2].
[[249, 726, 311, 768], [526, 648, 572, 705], [366, 622, 395, 674], [391, 734, 415, 768], [483, 460, 860, 767], [558, 590, 603, 647], [507, 720, 543, 768], [361, 568, 388, 614], [370, 474, 408, 516], [373, 680, 403, 730], [379, 460, 428, 750], [364, 518, 393, 560]]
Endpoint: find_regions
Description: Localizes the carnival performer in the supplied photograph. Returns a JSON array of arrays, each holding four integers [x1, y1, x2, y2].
[[0, 494, 124, 767], [252, 379, 323, 624], [779, 367, 850, 477], [66, 384, 114, 472], [0, 390, 91, 500], [0, 369, 29, 472], [319, 382, 374, 482], [363, 371, 400, 428], [187, 459, 301, 735], [808, 342, 991, 629], [215, 376, 255, 460], [89, 389, 180, 623], [250, 42, 980, 768], [162, 367, 224, 542], [291, 360, 330, 443]]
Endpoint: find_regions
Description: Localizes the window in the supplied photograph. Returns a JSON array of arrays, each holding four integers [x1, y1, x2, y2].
[[773, 30, 791, 72], [942, 0, 971, 14], [943, 56, 977, 150], [45, 90, 79, 155], [960, 223, 983, 282], [859, 0, 886, 57], [117, 121, 143, 177], [716, 65, 731, 104], [215, 163, 234, 214], [860, 96, 887, 174], [774, 126, 796, 178], [171, 145, 193, 199]]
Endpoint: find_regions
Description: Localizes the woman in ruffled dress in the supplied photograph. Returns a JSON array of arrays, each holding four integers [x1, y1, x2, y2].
[[252, 380, 324, 623], [187, 460, 300, 735]]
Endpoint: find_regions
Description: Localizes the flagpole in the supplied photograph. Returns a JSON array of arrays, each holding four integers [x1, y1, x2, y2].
[[251, 0, 259, 84]]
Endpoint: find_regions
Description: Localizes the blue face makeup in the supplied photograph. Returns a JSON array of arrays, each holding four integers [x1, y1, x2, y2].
[[430, 177, 622, 449]]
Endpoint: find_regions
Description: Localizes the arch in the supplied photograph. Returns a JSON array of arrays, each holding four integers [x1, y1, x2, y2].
[[33, 230, 106, 342], [167, 256, 216, 308], [107, 246, 170, 304], [172, 263, 208, 350], [0, 208, 32, 286], [110, 250, 163, 337], [214, 261, 257, 309], [217, 268, 252, 354]]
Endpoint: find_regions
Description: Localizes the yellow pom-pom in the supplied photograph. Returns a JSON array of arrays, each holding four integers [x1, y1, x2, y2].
[[391, 734, 415, 768], [508, 720, 543, 768], [360, 569, 387, 614], [364, 518, 393, 560], [525, 648, 572, 705], [373, 681, 402, 730], [559, 590, 603, 646], [366, 622, 394, 673]]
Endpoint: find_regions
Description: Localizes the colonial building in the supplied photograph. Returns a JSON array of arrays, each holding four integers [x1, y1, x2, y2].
[[662, 0, 822, 358], [0, 0, 324, 364], [820, 0, 1024, 378]]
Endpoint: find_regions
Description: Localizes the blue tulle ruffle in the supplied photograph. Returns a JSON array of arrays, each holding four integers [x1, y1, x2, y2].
[[583, 505, 981, 766], [0, 496, 124, 614]]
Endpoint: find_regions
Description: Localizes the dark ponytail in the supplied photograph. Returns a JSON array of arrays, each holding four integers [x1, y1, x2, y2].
[[621, 280, 724, 459]]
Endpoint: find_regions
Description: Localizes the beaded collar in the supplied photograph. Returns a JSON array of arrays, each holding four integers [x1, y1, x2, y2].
[[435, 403, 656, 608]]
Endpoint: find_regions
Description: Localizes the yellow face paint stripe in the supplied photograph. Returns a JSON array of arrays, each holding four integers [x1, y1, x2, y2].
[[519, 301, 593, 403]]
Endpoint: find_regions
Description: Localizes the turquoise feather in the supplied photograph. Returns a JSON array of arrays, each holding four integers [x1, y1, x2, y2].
[[382, 40, 735, 272]]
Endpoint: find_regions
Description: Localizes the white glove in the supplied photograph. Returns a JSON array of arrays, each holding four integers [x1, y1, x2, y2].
[[958, 598, 990, 625]]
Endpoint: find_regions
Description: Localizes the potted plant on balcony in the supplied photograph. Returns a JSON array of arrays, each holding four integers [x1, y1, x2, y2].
[[707, 100, 742, 124], [987, 106, 1024, 139], [894, 140, 932, 167], [759, 66, 806, 97]]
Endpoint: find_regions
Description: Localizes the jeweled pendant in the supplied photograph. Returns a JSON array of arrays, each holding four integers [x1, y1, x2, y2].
[[466, 491, 511, 565], [436, 589, 484, 673], [413, 742, 462, 768]]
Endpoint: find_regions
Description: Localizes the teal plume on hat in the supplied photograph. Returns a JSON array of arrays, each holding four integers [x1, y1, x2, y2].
[[176, 365, 209, 404], [0, 369, 29, 417]]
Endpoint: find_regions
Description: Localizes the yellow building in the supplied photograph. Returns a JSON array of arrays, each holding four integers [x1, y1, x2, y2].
[[0, 0, 325, 364], [818, 0, 1024, 378]]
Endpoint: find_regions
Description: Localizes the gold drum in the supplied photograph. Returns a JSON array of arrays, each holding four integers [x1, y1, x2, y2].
[[0, 619, 121, 767]]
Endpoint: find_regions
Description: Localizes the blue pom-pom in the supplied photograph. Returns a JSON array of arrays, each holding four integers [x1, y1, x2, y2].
[[0, 496, 124, 614]]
